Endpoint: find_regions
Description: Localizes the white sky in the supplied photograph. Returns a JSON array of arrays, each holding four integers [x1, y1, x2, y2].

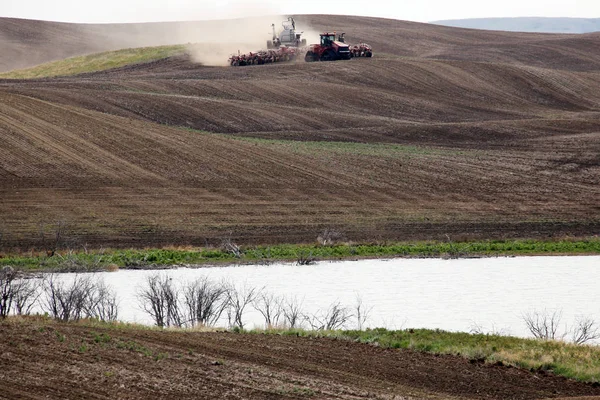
[[1, 0, 599, 23]]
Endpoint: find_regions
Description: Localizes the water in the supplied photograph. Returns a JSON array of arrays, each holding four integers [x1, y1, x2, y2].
[[39, 256, 600, 338]]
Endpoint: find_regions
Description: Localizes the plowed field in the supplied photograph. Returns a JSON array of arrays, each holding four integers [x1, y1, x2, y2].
[[0, 15, 599, 249], [2, 318, 600, 399]]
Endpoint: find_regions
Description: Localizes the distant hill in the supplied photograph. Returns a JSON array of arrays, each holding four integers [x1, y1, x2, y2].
[[431, 17, 600, 33]]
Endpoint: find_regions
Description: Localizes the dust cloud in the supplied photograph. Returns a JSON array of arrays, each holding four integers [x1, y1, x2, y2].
[[178, 16, 320, 66]]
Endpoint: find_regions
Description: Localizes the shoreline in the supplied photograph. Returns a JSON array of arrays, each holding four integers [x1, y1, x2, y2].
[[2, 237, 599, 272]]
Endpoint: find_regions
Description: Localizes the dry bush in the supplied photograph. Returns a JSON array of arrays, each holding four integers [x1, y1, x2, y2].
[[253, 291, 283, 328], [39, 221, 67, 257], [182, 276, 230, 327], [56, 249, 106, 272], [227, 283, 260, 329], [571, 316, 600, 345], [354, 295, 373, 330], [43, 274, 95, 321], [11, 277, 41, 316], [137, 274, 183, 327], [296, 250, 316, 266], [281, 295, 304, 328], [317, 228, 343, 246], [305, 301, 352, 331], [85, 280, 119, 322], [221, 238, 242, 258], [522, 309, 564, 340], [0, 266, 17, 318]]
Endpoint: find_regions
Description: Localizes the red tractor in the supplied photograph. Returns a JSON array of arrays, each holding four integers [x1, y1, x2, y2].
[[304, 33, 351, 62]]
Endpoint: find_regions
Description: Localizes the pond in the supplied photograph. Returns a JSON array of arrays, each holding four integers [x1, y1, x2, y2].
[[39, 255, 600, 338]]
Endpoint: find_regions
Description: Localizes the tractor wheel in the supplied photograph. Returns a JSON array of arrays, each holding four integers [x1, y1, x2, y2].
[[304, 52, 315, 62], [366, 51, 372, 58], [320, 49, 336, 61]]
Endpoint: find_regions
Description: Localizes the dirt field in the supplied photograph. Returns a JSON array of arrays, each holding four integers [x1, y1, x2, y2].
[[0, 15, 599, 250], [1, 318, 600, 400]]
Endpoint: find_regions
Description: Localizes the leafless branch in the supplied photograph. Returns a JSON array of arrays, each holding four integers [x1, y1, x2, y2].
[[42, 274, 95, 322], [253, 291, 283, 328], [11, 277, 41, 316], [137, 274, 183, 327], [84, 279, 119, 322], [182, 277, 230, 327], [305, 301, 352, 331], [522, 309, 564, 340], [571, 316, 600, 345], [354, 294, 373, 330], [281, 296, 304, 329], [0, 266, 17, 318], [227, 283, 260, 329]]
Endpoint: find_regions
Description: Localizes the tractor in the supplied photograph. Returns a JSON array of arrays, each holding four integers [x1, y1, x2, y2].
[[304, 33, 351, 62], [267, 17, 307, 49]]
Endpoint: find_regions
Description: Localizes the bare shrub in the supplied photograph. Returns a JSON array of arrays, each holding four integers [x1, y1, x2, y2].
[[571, 316, 600, 345], [39, 221, 67, 257], [306, 301, 352, 331], [296, 250, 316, 266], [522, 309, 564, 340], [56, 249, 106, 272], [11, 277, 41, 316], [281, 296, 304, 329], [85, 280, 119, 322], [0, 266, 17, 318], [253, 292, 283, 328], [468, 321, 510, 336], [137, 274, 183, 327], [182, 277, 230, 327], [317, 228, 343, 246], [354, 295, 373, 330], [221, 238, 242, 258], [227, 284, 260, 329], [42, 274, 95, 322]]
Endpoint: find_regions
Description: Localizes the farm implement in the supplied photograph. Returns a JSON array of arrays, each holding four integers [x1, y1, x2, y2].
[[229, 18, 373, 67]]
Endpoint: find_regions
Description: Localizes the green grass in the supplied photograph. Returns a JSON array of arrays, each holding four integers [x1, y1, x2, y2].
[[250, 327, 600, 383], [1, 238, 599, 272], [231, 136, 455, 157], [0, 45, 186, 79]]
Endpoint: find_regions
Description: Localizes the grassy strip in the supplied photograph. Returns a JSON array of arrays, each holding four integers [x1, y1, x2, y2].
[[0, 45, 186, 79], [250, 327, 600, 383], [1, 238, 599, 272]]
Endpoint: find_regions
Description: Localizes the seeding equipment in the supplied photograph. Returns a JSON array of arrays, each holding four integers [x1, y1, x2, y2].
[[229, 47, 302, 66], [267, 17, 307, 49], [228, 20, 373, 66]]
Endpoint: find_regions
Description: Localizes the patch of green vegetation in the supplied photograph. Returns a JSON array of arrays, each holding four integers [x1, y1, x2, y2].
[[1, 238, 599, 272], [276, 386, 316, 397], [115, 339, 153, 357], [254, 327, 600, 383], [0, 45, 186, 79], [92, 332, 112, 344], [231, 136, 447, 157]]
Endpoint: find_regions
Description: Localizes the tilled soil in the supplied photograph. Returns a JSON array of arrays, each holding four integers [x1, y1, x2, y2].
[[0, 16, 599, 249], [1, 318, 600, 400]]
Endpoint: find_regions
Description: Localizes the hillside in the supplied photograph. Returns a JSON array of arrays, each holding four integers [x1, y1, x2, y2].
[[432, 17, 600, 34], [0, 15, 599, 249], [3, 318, 600, 400]]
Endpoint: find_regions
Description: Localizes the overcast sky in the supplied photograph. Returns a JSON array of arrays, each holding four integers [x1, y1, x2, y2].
[[1, 0, 599, 23]]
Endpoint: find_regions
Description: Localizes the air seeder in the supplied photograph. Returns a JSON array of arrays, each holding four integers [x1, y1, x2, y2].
[[229, 19, 373, 66]]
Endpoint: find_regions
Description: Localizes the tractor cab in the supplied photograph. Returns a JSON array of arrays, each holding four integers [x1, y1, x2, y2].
[[320, 33, 336, 46]]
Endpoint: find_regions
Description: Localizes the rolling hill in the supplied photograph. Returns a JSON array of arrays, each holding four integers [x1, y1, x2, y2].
[[0, 15, 599, 249], [431, 17, 600, 34]]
